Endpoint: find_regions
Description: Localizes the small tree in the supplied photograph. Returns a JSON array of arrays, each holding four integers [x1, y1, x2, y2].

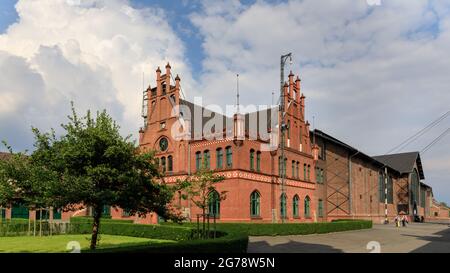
[[176, 158, 226, 238], [30, 103, 182, 249]]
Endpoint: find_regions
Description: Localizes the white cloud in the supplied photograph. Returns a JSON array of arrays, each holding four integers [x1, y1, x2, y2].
[[190, 0, 450, 202], [0, 0, 194, 150]]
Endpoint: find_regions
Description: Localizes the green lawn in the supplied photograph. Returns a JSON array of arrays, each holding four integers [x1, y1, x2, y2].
[[0, 234, 176, 253]]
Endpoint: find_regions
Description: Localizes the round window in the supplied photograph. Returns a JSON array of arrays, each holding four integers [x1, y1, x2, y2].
[[159, 138, 168, 151]]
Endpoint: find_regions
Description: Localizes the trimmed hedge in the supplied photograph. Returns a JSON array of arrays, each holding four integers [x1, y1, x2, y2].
[[92, 220, 371, 253], [70, 216, 134, 224], [69, 222, 248, 253], [162, 220, 373, 236], [69, 222, 194, 241]]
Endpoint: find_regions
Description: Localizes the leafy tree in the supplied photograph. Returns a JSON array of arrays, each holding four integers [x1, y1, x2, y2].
[[30, 103, 182, 249], [176, 159, 226, 238], [0, 143, 52, 226]]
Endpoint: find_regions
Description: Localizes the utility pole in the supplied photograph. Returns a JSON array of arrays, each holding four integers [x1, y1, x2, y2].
[[280, 53, 292, 223]]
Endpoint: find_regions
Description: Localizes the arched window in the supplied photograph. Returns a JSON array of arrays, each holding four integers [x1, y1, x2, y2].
[[283, 158, 287, 177], [250, 149, 255, 170], [203, 150, 210, 169], [256, 152, 261, 172], [167, 155, 173, 172], [226, 146, 232, 168], [318, 199, 324, 217], [216, 148, 223, 169], [280, 193, 287, 219], [161, 157, 166, 172], [304, 196, 311, 218], [195, 152, 201, 171], [250, 191, 261, 217], [296, 162, 299, 179], [293, 195, 299, 217], [208, 190, 220, 217]]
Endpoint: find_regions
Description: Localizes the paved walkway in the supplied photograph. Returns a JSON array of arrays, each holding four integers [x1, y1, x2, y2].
[[248, 223, 450, 253]]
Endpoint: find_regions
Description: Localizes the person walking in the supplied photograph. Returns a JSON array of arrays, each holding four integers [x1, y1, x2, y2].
[[401, 215, 406, 227], [394, 215, 399, 227]]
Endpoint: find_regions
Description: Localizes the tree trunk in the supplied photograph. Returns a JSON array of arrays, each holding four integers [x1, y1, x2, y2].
[[90, 206, 102, 250], [202, 207, 206, 239]]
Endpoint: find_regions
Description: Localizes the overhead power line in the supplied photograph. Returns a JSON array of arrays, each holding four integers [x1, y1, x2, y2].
[[386, 110, 450, 154], [421, 127, 450, 154]]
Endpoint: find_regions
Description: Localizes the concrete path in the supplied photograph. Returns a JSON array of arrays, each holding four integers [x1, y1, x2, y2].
[[248, 223, 450, 253]]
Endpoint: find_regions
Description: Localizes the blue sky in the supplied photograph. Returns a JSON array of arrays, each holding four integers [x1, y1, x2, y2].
[[0, 0, 449, 203], [0, 0, 18, 33]]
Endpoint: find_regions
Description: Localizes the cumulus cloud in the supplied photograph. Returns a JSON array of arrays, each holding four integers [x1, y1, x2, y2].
[[0, 0, 194, 150], [0, 0, 449, 202], [190, 0, 450, 202]]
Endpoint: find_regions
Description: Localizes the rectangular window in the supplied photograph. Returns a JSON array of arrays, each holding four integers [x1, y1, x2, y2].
[[378, 173, 384, 202], [318, 200, 323, 217], [303, 164, 307, 180], [256, 152, 261, 172], [315, 167, 320, 183], [195, 152, 201, 171], [226, 147, 232, 168], [292, 161, 296, 178], [216, 149, 223, 169], [204, 151, 210, 169]]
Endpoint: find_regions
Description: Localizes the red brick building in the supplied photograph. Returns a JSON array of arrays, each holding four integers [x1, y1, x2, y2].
[[134, 64, 317, 223], [1, 64, 449, 225]]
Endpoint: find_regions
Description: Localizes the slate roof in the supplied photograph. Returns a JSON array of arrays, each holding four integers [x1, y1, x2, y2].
[[312, 129, 401, 175], [179, 99, 278, 140], [373, 152, 425, 179]]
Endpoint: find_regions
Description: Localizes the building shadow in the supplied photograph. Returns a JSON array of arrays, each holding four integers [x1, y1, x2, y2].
[[248, 239, 344, 253], [403, 226, 450, 253]]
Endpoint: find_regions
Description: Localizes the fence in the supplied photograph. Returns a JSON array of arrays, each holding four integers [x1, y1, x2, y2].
[[0, 220, 75, 237]]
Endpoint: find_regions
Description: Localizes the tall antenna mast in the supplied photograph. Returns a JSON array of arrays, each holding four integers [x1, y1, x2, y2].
[[313, 115, 316, 145], [236, 74, 240, 114]]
